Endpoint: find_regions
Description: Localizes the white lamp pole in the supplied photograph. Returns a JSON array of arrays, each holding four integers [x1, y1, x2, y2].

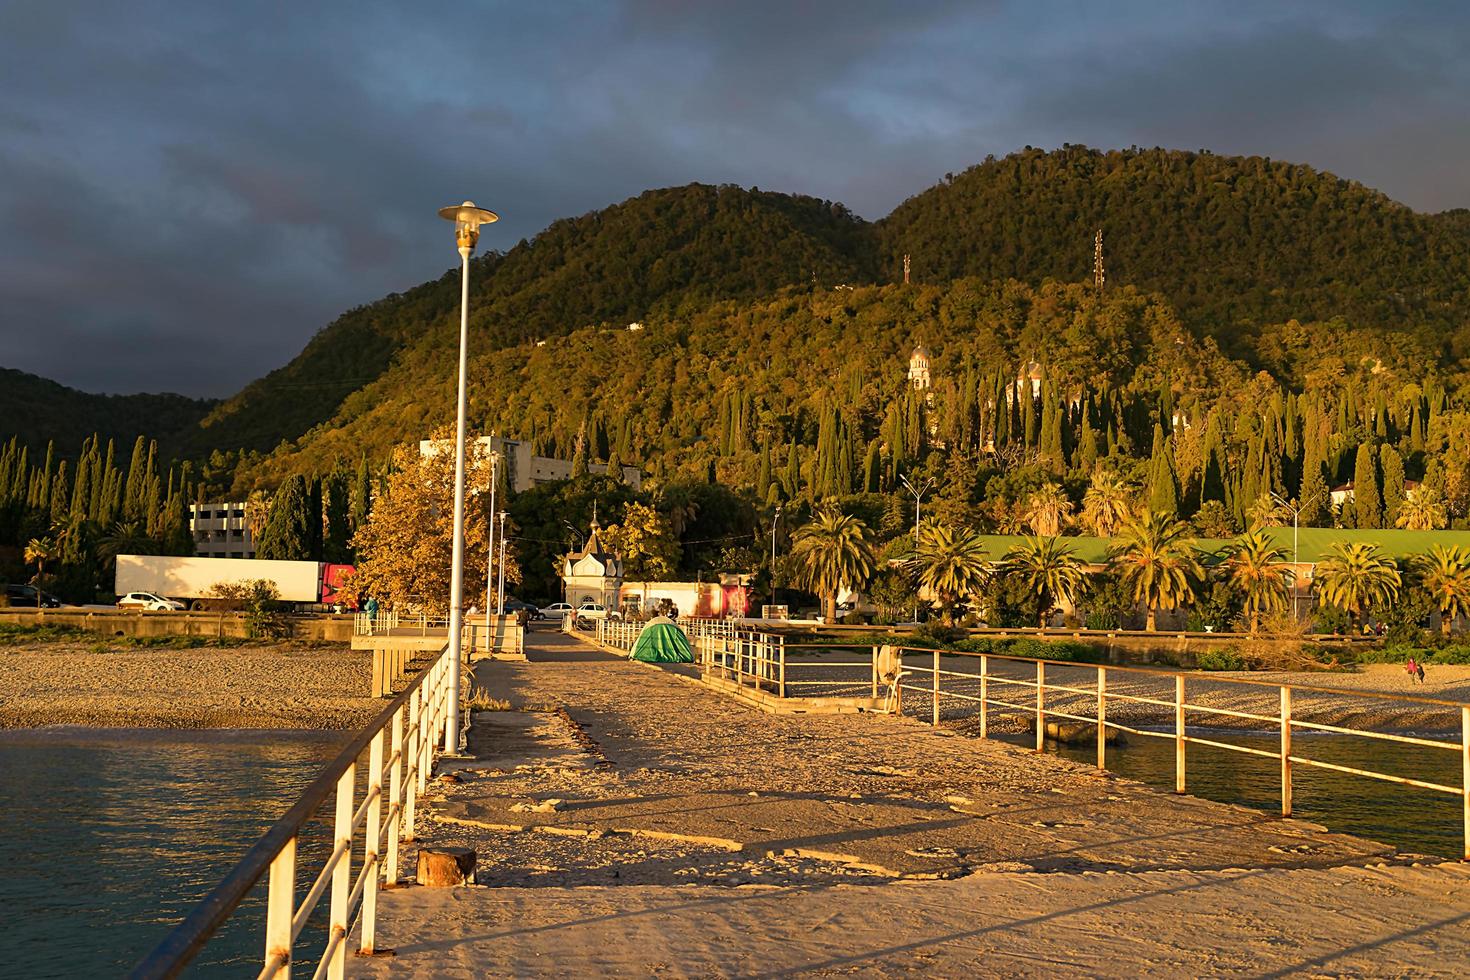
[[899, 474, 933, 621], [437, 200, 498, 753], [484, 450, 498, 632], [496, 511, 509, 614]]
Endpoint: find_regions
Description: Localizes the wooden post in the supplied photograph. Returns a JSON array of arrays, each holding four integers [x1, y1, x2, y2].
[[932, 650, 940, 727], [1175, 674, 1186, 794], [262, 837, 295, 979], [1281, 686, 1293, 817], [1035, 660, 1045, 752], [1097, 667, 1107, 770], [979, 655, 988, 739]]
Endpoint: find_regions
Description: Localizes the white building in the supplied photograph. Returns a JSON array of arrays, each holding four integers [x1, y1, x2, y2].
[[908, 346, 932, 390], [561, 519, 624, 608], [190, 501, 256, 558], [419, 435, 641, 492]]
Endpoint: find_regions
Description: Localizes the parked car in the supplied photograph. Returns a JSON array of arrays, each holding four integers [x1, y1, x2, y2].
[[117, 591, 186, 611], [4, 584, 61, 608], [540, 601, 574, 619], [575, 602, 619, 623], [503, 598, 544, 621]]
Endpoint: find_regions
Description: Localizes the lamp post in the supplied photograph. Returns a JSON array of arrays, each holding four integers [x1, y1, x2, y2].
[[437, 200, 498, 753], [899, 474, 933, 622], [770, 504, 782, 611], [1270, 490, 1321, 620], [496, 511, 509, 614], [484, 449, 499, 633]]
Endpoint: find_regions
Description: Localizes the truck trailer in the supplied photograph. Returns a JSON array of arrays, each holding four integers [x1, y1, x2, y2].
[[114, 555, 356, 610]]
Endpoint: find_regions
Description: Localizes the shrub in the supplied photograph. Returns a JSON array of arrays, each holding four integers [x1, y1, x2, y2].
[[1195, 647, 1247, 671], [1311, 606, 1352, 635]]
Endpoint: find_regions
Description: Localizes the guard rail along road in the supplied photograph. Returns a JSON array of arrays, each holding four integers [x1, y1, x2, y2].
[[128, 641, 462, 980], [595, 618, 1470, 860]]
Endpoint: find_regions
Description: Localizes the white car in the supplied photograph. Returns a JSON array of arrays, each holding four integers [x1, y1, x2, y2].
[[118, 591, 186, 611], [540, 602, 575, 619], [575, 602, 617, 622]]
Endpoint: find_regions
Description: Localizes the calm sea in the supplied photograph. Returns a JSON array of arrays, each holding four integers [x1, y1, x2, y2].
[[0, 728, 344, 978]]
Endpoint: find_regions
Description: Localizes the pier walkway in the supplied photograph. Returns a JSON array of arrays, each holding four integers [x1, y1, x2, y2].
[[359, 628, 1470, 976]]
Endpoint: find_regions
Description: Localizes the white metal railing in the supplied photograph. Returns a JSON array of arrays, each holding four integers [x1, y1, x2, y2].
[[352, 609, 401, 636], [129, 644, 460, 979], [789, 641, 1470, 861]]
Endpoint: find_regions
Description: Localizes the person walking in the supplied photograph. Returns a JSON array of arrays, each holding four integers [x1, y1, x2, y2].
[[1404, 655, 1419, 684]]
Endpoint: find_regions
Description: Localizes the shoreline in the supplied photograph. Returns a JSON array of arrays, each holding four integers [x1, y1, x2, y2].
[[0, 641, 381, 731]]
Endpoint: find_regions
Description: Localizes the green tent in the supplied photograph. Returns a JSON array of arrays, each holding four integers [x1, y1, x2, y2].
[[629, 617, 694, 663]]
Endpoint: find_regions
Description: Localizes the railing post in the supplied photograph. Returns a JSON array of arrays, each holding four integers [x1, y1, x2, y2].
[[328, 765, 354, 980], [1035, 660, 1045, 752], [778, 637, 786, 697], [405, 691, 421, 838], [1097, 666, 1106, 770], [871, 646, 879, 699], [932, 650, 940, 726], [386, 705, 405, 883], [1461, 705, 1468, 861], [1281, 685, 1293, 817], [263, 837, 295, 980], [979, 655, 988, 739], [417, 682, 432, 795], [360, 729, 384, 955], [1175, 674, 1186, 794]]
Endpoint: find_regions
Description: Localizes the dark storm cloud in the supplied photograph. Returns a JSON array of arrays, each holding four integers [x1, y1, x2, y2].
[[0, 0, 1466, 397]]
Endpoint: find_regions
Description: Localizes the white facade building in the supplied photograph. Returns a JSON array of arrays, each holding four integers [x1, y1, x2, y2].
[[190, 501, 256, 558], [419, 435, 641, 492]]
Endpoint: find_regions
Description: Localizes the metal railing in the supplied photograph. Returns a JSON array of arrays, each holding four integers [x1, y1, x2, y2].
[[594, 619, 788, 695], [859, 644, 1470, 860], [129, 644, 459, 980]]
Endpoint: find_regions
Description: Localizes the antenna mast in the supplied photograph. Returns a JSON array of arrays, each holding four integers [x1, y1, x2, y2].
[[1093, 228, 1105, 294]]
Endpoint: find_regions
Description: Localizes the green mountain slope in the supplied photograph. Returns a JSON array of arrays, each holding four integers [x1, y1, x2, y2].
[[181, 183, 872, 457], [0, 367, 213, 455], [877, 146, 1470, 353]]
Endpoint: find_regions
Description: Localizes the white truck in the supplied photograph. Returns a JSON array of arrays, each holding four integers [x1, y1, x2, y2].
[[114, 555, 356, 611]]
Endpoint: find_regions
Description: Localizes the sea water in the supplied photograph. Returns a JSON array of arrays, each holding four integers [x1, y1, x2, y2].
[[0, 728, 343, 978]]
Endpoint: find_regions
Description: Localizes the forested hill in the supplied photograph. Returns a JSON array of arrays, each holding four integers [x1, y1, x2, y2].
[[178, 184, 871, 457], [0, 367, 213, 456], [877, 146, 1470, 355]]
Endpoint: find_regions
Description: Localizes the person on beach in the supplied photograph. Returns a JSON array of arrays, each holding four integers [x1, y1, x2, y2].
[[365, 596, 379, 621], [1404, 656, 1419, 683], [1416, 660, 1426, 684]]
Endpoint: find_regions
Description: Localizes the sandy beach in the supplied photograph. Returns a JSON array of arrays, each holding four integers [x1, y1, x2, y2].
[[0, 641, 379, 729]]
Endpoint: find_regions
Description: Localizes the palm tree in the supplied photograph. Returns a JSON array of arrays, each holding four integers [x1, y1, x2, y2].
[[1395, 486, 1448, 530], [23, 536, 55, 607], [903, 522, 991, 625], [99, 520, 155, 560], [1108, 510, 1202, 631], [1416, 544, 1470, 637], [1222, 529, 1290, 634], [1005, 536, 1086, 629], [1314, 542, 1400, 630], [1079, 471, 1134, 537], [1022, 482, 1073, 536], [791, 509, 875, 623]]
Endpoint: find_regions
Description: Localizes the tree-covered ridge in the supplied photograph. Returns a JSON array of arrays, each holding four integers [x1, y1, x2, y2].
[[877, 146, 1470, 357], [177, 183, 871, 456], [0, 367, 213, 457]]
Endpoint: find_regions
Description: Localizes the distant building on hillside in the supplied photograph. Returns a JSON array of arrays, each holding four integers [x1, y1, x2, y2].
[[561, 516, 623, 608], [419, 435, 641, 492], [190, 502, 256, 558], [908, 346, 932, 390]]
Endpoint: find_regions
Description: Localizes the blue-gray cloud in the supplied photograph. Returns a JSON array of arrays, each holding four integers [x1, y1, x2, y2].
[[0, 0, 1466, 396]]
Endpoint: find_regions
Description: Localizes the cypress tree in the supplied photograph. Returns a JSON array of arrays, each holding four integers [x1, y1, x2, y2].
[[352, 453, 372, 534], [1147, 425, 1179, 516], [257, 475, 314, 561], [1076, 414, 1099, 473], [323, 471, 352, 562], [1379, 445, 1406, 528], [1298, 456, 1331, 527], [756, 438, 772, 501], [1351, 444, 1382, 529], [782, 441, 800, 500], [863, 439, 881, 493]]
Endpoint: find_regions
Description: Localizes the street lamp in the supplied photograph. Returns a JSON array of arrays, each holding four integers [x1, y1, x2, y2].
[[484, 449, 499, 634], [770, 504, 782, 610], [437, 200, 498, 753], [1270, 490, 1322, 620], [496, 511, 509, 614], [899, 474, 933, 623]]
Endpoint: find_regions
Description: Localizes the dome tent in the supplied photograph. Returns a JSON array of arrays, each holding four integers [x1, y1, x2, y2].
[[629, 617, 694, 663]]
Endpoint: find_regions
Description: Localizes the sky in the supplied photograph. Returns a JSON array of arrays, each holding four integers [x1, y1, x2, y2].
[[2, 1, 1468, 398]]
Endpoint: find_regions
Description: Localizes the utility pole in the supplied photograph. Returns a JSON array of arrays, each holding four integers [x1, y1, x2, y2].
[[484, 449, 498, 635], [899, 474, 933, 622], [1271, 490, 1321, 620], [1093, 228, 1105, 294], [770, 504, 782, 611], [496, 511, 508, 615]]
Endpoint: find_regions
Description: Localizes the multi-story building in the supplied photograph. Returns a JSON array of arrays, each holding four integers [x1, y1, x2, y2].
[[189, 502, 256, 558], [418, 435, 641, 492]]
